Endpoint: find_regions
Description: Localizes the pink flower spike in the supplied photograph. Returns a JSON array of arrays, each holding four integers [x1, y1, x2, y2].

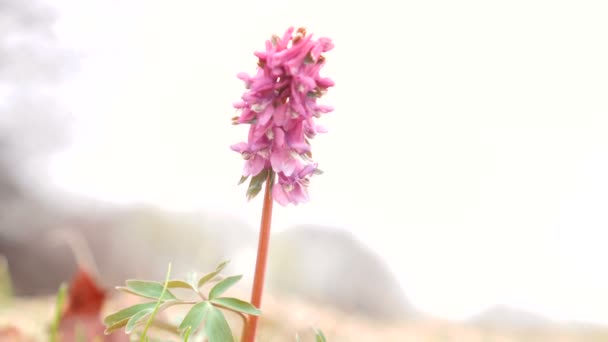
[[232, 27, 333, 205]]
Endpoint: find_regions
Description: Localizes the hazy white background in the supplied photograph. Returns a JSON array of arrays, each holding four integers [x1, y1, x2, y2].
[[46, 0, 607, 323]]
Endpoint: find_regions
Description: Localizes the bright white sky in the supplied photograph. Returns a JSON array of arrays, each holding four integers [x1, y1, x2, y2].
[[46, 0, 608, 324]]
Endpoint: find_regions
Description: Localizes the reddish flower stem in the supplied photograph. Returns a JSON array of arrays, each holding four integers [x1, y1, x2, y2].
[[242, 176, 274, 342]]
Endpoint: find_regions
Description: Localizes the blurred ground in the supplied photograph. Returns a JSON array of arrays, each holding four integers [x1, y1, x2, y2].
[[1, 292, 608, 341]]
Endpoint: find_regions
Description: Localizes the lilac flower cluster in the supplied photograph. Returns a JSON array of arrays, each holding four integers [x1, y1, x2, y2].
[[231, 27, 334, 205]]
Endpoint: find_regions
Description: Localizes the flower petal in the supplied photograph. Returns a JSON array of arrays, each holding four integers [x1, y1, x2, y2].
[[316, 105, 334, 113], [315, 125, 328, 133], [230, 142, 249, 153], [244, 155, 266, 176], [299, 163, 318, 178], [273, 104, 288, 127], [289, 183, 309, 204], [286, 122, 310, 153], [237, 72, 251, 82], [273, 127, 285, 147], [316, 77, 335, 88], [272, 183, 291, 206], [270, 149, 297, 176], [258, 105, 273, 126]]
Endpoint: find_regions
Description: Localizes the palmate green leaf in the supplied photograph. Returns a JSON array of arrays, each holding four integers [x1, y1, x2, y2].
[[197, 260, 230, 288], [178, 301, 234, 342], [117, 280, 177, 301], [208, 275, 242, 300], [205, 304, 234, 342], [210, 297, 261, 316], [178, 301, 210, 336], [125, 308, 153, 334]]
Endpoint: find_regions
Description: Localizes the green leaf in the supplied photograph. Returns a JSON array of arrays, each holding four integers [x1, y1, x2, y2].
[[166, 280, 195, 290], [210, 297, 261, 316], [314, 328, 327, 342], [105, 320, 130, 334], [238, 175, 249, 185], [125, 308, 153, 334], [246, 181, 263, 200], [120, 280, 177, 300], [246, 169, 268, 201], [197, 260, 230, 289], [205, 305, 234, 342], [208, 275, 242, 300], [178, 302, 234, 341], [178, 301, 211, 335], [104, 302, 158, 329], [50, 282, 67, 342]]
